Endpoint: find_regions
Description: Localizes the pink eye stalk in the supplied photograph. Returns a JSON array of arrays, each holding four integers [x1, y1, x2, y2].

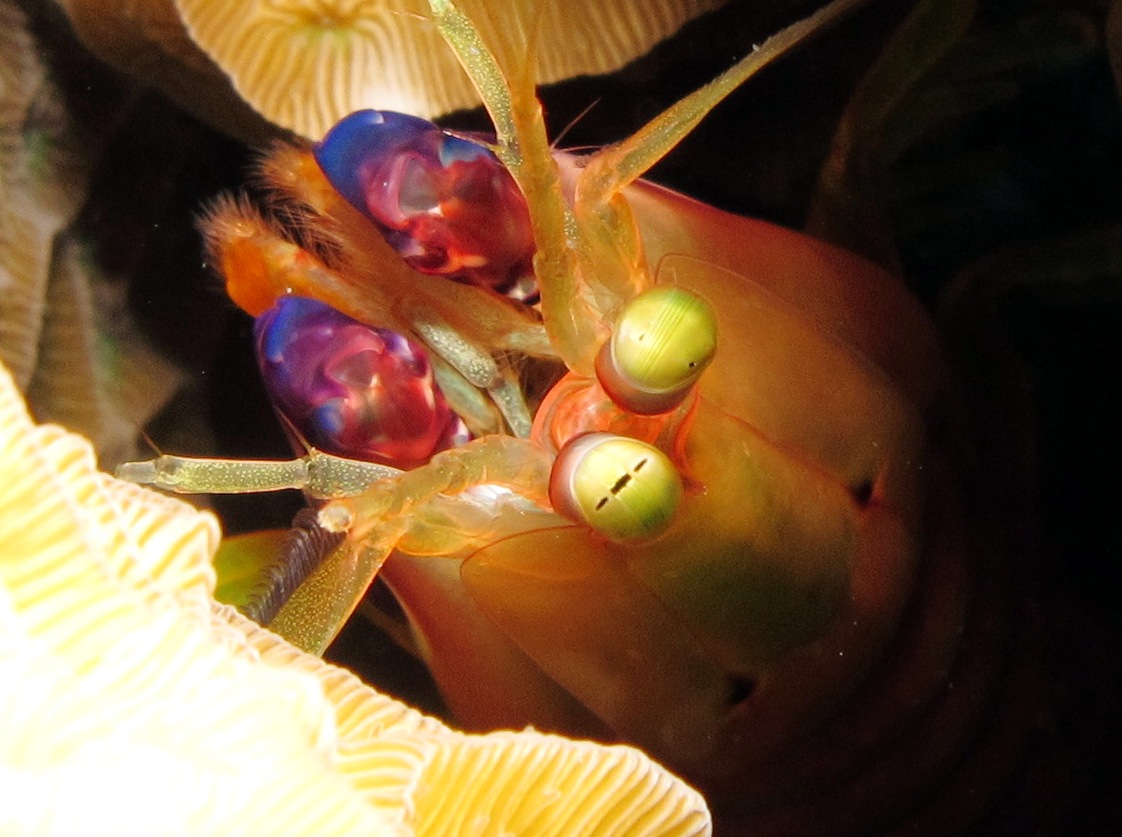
[[595, 287, 718, 415]]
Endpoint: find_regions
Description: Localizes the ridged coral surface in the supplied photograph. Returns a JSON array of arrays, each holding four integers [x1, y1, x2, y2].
[[0, 361, 711, 837]]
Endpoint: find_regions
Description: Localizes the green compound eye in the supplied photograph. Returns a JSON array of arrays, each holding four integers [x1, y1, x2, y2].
[[550, 433, 683, 542], [596, 286, 718, 415]]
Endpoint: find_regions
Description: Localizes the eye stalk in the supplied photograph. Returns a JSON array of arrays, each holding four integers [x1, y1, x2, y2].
[[550, 433, 683, 542], [596, 287, 717, 415]]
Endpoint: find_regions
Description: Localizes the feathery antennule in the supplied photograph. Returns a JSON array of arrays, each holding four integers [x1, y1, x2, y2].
[[198, 193, 294, 317], [252, 144, 353, 268]]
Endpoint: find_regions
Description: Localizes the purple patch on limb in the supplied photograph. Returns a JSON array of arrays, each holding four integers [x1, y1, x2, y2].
[[315, 109, 537, 302], [255, 295, 469, 468]]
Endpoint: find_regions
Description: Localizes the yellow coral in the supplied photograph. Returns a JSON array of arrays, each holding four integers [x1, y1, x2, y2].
[[0, 360, 711, 836], [55, 0, 726, 140]]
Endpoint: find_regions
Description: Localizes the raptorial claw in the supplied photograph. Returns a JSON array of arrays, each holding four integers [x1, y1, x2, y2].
[[255, 295, 469, 469], [315, 110, 537, 301]]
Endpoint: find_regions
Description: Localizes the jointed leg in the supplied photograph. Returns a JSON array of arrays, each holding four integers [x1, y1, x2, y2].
[[319, 434, 553, 537]]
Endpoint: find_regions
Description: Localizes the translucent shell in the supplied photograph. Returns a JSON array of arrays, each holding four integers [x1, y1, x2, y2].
[[549, 432, 683, 542], [255, 295, 468, 469], [314, 109, 537, 301], [595, 287, 718, 415]]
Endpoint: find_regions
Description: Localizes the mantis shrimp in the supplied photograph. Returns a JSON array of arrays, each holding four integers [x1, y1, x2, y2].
[[117, 0, 997, 830]]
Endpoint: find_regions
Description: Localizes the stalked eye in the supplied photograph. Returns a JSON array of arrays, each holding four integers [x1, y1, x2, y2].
[[595, 287, 718, 415], [549, 433, 683, 542], [314, 109, 538, 301], [255, 295, 469, 469]]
